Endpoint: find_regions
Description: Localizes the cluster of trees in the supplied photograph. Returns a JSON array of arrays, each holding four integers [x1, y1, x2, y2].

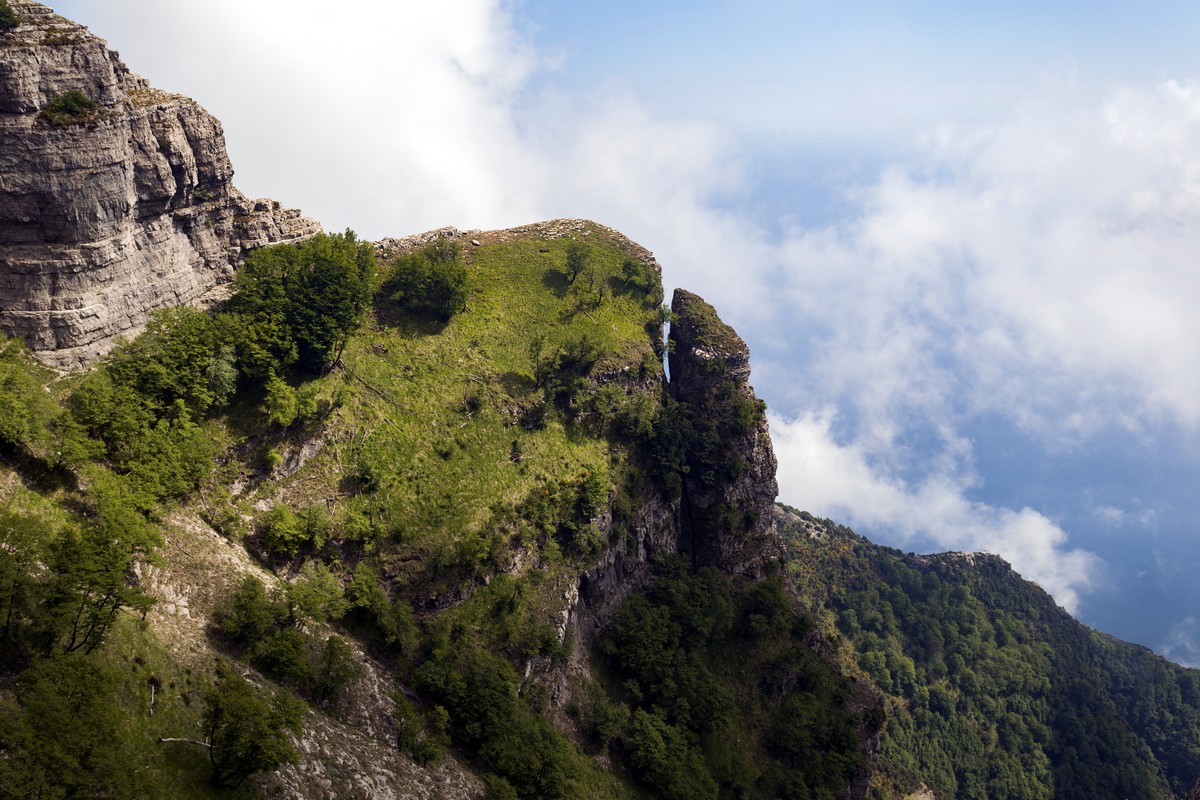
[[380, 239, 468, 323], [596, 558, 876, 800], [215, 571, 362, 706], [780, 508, 1200, 800], [227, 230, 378, 375]]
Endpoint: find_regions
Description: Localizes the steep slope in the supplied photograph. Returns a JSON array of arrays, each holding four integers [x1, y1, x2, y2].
[[1, 211, 882, 799], [0, 0, 318, 367], [779, 505, 1200, 800], [668, 289, 782, 577]]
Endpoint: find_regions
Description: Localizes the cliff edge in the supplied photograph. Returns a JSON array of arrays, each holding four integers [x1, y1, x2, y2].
[[668, 288, 783, 577], [0, 0, 319, 367]]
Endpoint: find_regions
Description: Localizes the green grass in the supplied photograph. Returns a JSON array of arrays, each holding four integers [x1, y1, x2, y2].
[[102, 618, 256, 799], [302, 230, 661, 584]]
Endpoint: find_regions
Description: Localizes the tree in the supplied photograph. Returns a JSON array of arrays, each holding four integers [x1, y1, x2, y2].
[[383, 239, 467, 321], [0, 654, 155, 798], [0, 507, 49, 662], [44, 471, 160, 655], [564, 242, 589, 286], [625, 709, 718, 800], [313, 635, 361, 704], [217, 575, 279, 646], [230, 231, 376, 375], [203, 659, 303, 788]]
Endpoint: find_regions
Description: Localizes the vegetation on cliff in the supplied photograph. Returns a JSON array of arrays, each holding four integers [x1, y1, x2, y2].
[[0, 1, 19, 32]]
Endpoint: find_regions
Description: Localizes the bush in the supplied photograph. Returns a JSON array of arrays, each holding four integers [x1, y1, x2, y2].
[[38, 89, 100, 126], [382, 239, 467, 321], [0, 1, 17, 31]]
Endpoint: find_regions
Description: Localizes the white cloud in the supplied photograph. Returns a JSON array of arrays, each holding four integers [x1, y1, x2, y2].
[[770, 79, 1200, 441], [770, 410, 1100, 614], [1161, 617, 1200, 668]]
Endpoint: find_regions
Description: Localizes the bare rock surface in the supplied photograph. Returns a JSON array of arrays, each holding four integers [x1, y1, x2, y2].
[[0, 1, 319, 367]]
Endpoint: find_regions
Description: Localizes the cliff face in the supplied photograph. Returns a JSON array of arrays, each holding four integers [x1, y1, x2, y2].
[[0, 1, 319, 367], [668, 288, 783, 577]]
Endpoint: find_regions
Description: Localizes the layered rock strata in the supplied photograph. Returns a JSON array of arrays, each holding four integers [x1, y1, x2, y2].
[[0, 1, 319, 367], [668, 288, 783, 577]]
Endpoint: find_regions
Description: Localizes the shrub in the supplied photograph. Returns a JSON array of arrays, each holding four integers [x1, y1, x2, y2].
[[382, 239, 467, 321], [0, 1, 18, 31], [39, 89, 100, 126], [204, 659, 302, 788]]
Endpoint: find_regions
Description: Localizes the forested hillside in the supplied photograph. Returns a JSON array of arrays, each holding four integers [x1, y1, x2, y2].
[[0, 221, 879, 799], [780, 505, 1200, 800]]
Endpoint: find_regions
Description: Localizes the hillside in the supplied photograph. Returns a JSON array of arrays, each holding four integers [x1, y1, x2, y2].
[[779, 505, 1200, 799], [0, 217, 881, 799], [5, 3, 1200, 800]]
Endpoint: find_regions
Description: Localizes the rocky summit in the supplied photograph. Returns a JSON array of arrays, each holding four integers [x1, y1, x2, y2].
[[0, 0, 318, 368]]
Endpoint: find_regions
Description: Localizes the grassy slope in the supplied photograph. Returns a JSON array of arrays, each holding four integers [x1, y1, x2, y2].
[[0, 221, 664, 798], [267, 226, 660, 588]]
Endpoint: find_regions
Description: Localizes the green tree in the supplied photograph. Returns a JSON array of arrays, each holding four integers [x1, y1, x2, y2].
[[0, 654, 155, 798], [0, 507, 49, 662], [0, 1, 18, 31], [383, 239, 468, 320], [230, 231, 376, 374], [313, 635, 361, 704], [564, 242, 589, 286], [286, 561, 349, 624], [217, 575, 280, 646], [45, 472, 160, 655], [203, 659, 303, 788], [625, 708, 718, 800], [261, 371, 299, 427]]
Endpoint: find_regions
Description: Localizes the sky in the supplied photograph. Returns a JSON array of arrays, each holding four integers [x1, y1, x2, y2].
[[51, 0, 1200, 666]]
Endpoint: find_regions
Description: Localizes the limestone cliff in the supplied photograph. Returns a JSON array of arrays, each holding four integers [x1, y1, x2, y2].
[[0, 1, 319, 367], [668, 288, 783, 577]]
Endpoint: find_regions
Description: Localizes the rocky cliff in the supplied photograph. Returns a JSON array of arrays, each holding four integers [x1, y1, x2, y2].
[[0, 1, 318, 367], [668, 288, 783, 577]]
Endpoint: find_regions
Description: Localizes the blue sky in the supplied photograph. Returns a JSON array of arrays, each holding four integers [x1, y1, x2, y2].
[[54, 0, 1200, 665]]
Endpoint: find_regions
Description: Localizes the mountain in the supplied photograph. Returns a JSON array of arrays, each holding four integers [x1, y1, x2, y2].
[[0, 0, 317, 367], [2, 3, 1200, 800], [779, 506, 1200, 799]]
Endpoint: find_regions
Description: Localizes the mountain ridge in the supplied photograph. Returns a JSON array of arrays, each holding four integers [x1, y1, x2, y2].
[[2, 3, 1200, 800]]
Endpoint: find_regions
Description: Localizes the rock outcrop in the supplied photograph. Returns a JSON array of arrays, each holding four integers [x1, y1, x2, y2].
[[668, 288, 783, 577], [0, 1, 319, 367]]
